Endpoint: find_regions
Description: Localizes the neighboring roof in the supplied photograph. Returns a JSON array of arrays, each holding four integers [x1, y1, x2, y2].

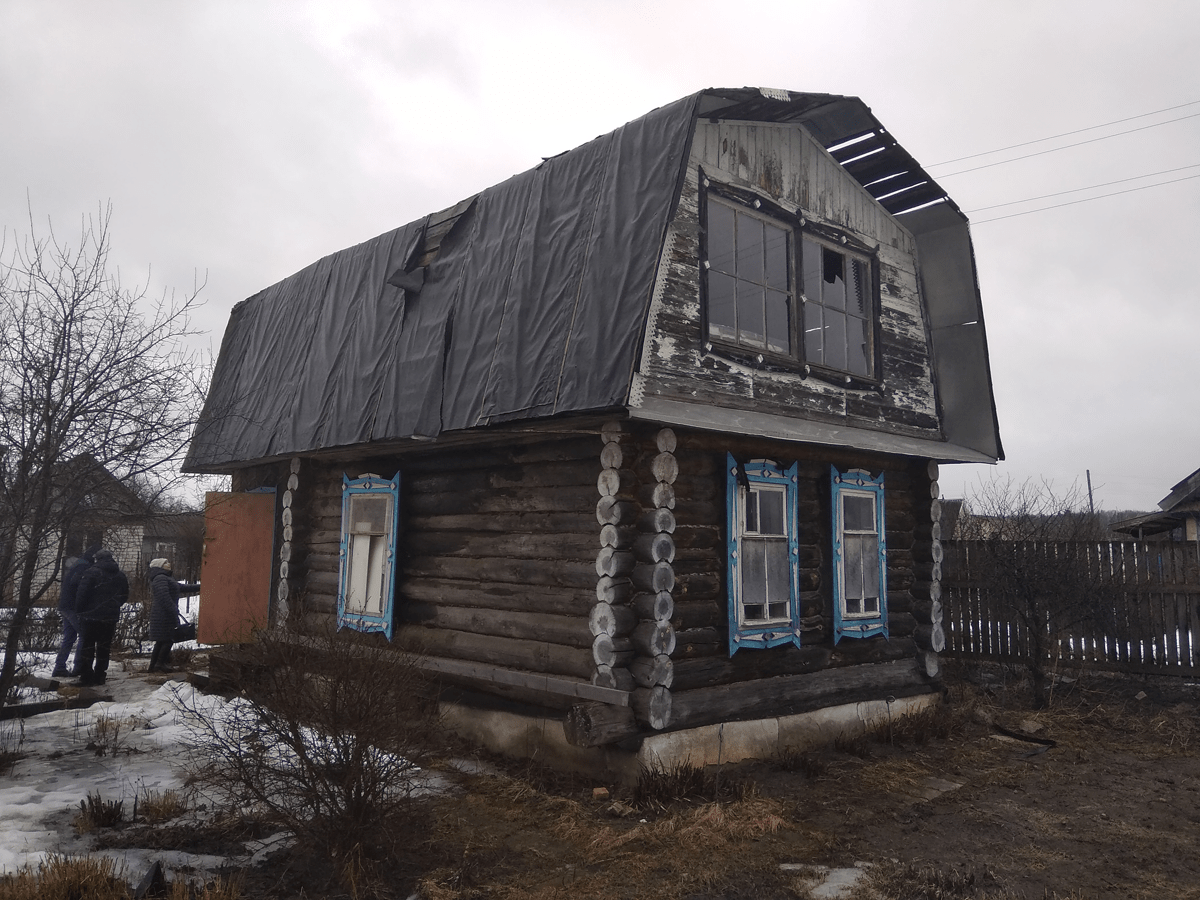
[[186, 87, 1001, 473], [1110, 511, 1184, 538], [1159, 466, 1200, 512], [1109, 468, 1200, 537]]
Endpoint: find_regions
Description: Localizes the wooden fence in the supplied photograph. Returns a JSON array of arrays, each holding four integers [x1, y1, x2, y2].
[[941, 540, 1200, 676]]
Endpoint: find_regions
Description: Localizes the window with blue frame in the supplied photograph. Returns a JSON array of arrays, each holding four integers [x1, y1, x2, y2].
[[726, 455, 801, 654], [338, 473, 400, 639], [831, 467, 887, 642]]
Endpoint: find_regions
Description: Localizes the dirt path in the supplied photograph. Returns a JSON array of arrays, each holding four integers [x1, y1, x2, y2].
[[407, 666, 1200, 900]]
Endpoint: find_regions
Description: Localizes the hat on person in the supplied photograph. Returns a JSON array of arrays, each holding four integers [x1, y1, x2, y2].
[[95, 549, 114, 563], [149, 558, 170, 570]]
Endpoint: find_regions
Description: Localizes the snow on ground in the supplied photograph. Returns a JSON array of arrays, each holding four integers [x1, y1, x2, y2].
[[1, 642, 457, 886], [0, 652, 243, 880]]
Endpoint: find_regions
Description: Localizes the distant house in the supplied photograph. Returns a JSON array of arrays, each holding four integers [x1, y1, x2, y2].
[[4, 457, 144, 605], [1112, 467, 1200, 542], [3, 456, 202, 605], [185, 87, 1002, 775]]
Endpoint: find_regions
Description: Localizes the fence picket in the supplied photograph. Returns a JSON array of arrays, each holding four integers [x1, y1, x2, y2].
[[942, 539, 1200, 677]]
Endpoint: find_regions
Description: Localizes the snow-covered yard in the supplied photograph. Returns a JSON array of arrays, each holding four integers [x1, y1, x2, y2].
[[0, 652, 286, 882]]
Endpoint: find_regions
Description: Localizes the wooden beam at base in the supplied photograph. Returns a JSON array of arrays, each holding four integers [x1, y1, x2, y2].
[[416, 655, 631, 706]]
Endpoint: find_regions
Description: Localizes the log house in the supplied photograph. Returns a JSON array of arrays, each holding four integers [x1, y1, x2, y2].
[[186, 88, 1002, 776]]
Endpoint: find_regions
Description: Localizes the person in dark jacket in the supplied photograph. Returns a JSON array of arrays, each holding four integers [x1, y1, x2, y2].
[[52, 546, 98, 678], [73, 549, 130, 686], [147, 558, 200, 673]]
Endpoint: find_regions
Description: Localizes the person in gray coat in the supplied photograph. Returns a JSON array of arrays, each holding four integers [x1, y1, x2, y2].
[[147, 558, 200, 673]]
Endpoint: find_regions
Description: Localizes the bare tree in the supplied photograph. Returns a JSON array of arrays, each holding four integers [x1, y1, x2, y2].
[[957, 477, 1120, 706], [177, 627, 436, 889], [0, 204, 206, 703]]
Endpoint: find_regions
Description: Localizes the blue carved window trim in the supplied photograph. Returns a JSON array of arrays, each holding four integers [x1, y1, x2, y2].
[[726, 454, 801, 655], [337, 472, 400, 639], [831, 466, 887, 643]]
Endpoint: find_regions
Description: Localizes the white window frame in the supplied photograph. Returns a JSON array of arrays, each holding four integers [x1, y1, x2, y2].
[[337, 472, 400, 639], [726, 454, 801, 654], [831, 466, 888, 642]]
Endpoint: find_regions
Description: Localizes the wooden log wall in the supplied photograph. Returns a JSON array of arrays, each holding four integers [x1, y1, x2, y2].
[[273, 425, 942, 743], [590, 421, 678, 736], [625, 429, 941, 734], [275, 457, 303, 627], [289, 435, 604, 710]]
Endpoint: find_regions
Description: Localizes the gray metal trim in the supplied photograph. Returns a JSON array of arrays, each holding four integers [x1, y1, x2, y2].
[[629, 396, 998, 464]]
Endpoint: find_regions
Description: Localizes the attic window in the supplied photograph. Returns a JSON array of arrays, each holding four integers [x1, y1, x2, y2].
[[704, 196, 794, 356], [702, 177, 881, 384], [801, 238, 875, 378]]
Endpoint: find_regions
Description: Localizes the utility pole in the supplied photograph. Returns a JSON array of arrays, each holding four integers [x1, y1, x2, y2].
[[1086, 469, 1095, 516]]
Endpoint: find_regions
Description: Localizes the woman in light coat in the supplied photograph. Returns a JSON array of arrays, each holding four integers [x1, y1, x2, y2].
[[147, 558, 200, 673]]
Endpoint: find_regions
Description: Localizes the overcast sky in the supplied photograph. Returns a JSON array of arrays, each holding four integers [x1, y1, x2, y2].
[[3, 1, 1197, 512]]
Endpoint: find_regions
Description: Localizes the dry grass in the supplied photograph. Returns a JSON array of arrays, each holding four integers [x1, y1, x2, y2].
[[74, 792, 124, 832], [861, 860, 1024, 900], [167, 878, 242, 900], [86, 714, 145, 757], [139, 788, 188, 823], [0, 718, 24, 776], [0, 854, 130, 900]]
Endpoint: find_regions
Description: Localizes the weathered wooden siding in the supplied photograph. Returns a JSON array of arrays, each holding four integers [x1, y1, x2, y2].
[[285, 436, 601, 709], [268, 421, 943, 738], [575, 422, 944, 740], [634, 119, 941, 438]]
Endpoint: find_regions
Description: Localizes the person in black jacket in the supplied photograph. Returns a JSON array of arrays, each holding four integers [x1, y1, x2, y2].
[[147, 558, 200, 673], [73, 549, 130, 686], [52, 546, 97, 678]]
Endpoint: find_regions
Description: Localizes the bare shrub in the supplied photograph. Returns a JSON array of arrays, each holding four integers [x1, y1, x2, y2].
[[956, 477, 1122, 707], [176, 627, 437, 873]]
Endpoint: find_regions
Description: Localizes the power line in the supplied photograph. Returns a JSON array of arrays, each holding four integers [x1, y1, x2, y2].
[[926, 100, 1200, 168], [971, 172, 1200, 224], [965, 163, 1200, 213], [938, 112, 1200, 178]]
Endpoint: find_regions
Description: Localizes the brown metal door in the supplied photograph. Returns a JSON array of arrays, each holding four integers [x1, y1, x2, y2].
[[199, 491, 276, 644]]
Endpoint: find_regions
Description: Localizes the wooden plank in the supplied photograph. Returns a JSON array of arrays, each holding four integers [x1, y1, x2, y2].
[[668, 660, 934, 732], [416, 654, 628, 706]]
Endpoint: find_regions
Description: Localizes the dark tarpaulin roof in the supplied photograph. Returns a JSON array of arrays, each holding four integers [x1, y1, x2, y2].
[[186, 87, 1002, 472], [187, 93, 700, 471]]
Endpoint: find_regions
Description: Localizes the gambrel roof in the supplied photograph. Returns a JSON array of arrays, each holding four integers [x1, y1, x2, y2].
[[186, 87, 1001, 473]]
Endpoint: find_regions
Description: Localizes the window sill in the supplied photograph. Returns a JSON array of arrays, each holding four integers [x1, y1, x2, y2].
[[704, 340, 883, 391]]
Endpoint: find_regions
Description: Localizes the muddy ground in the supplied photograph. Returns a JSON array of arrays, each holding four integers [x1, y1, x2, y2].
[[101, 661, 1200, 899]]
